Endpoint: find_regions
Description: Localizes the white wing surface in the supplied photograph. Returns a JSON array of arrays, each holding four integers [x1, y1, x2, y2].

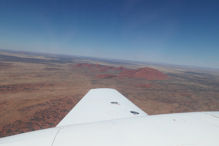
[[57, 88, 147, 127], [0, 88, 219, 146]]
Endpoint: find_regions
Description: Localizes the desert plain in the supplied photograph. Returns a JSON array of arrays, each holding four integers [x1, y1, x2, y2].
[[0, 50, 219, 137]]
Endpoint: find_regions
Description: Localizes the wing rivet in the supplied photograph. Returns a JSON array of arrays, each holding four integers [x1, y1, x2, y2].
[[130, 111, 139, 115], [110, 101, 119, 105]]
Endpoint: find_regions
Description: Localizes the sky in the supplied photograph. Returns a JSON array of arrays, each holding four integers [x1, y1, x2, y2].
[[0, 0, 219, 68]]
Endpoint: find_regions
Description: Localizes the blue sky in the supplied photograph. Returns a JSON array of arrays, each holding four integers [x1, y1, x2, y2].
[[0, 0, 219, 68]]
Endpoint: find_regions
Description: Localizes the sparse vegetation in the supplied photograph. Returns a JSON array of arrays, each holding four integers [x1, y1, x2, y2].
[[0, 51, 219, 137]]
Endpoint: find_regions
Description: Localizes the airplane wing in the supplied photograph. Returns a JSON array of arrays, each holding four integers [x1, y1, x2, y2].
[[1, 88, 219, 146], [57, 88, 147, 127]]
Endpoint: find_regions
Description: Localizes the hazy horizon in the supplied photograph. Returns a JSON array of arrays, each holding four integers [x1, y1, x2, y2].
[[1, 48, 219, 71], [0, 0, 219, 68]]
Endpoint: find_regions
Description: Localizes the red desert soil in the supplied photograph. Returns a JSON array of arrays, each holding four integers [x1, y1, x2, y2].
[[0, 97, 77, 137], [0, 62, 169, 137], [2, 58, 219, 138], [0, 83, 54, 93]]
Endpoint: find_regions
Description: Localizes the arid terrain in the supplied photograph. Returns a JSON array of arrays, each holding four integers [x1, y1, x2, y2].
[[0, 50, 219, 137]]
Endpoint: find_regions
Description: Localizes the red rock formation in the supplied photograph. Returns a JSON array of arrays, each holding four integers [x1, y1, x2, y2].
[[134, 67, 168, 80], [114, 66, 125, 71], [136, 84, 152, 88], [76, 63, 168, 80], [118, 69, 136, 78], [96, 74, 117, 79], [119, 67, 168, 80], [76, 63, 93, 68]]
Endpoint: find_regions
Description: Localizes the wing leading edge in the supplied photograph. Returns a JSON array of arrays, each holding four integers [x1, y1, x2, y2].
[[57, 88, 147, 127]]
